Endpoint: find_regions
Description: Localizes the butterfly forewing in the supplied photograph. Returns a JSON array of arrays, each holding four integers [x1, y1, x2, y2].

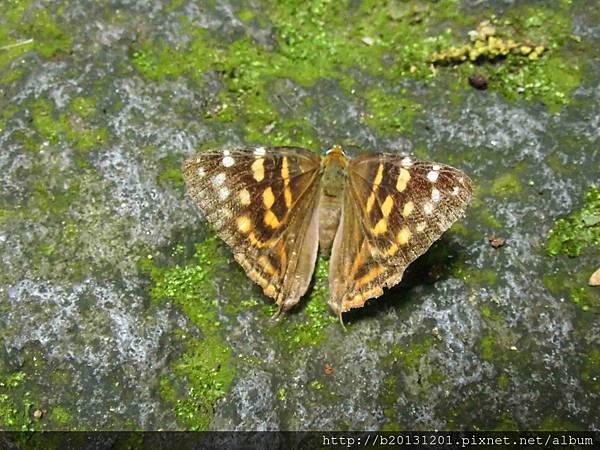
[[329, 154, 473, 314], [182, 146, 322, 311]]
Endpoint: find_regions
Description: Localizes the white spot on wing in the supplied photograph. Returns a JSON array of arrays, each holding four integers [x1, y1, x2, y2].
[[254, 147, 266, 156], [427, 170, 439, 182], [432, 164, 441, 171], [218, 186, 230, 200], [239, 188, 251, 206], [423, 202, 434, 215], [196, 167, 206, 178], [401, 157, 413, 167], [451, 186, 460, 196], [223, 156, 235, 167], [431, 188, 440, 202], [212, 173, 226, 187]]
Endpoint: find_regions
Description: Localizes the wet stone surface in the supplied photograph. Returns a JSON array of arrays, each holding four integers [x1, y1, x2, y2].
[[0, 0, 598, 431]]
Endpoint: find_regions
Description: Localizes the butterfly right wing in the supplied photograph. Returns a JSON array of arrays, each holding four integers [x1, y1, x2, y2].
[[182, 146, 322, 312], [329, 154, 473, 316]]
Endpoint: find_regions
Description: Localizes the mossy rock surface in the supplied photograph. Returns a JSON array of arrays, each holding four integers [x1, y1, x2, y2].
[[0, 0, 598, 431]]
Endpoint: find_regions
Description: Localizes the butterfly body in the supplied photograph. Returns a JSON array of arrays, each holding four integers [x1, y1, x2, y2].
[[182, 145, 473, 320], [318, 145, 348, 256]]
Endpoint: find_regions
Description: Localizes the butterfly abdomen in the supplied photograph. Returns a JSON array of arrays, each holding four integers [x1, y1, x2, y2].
[[318, 146, 349, 257]]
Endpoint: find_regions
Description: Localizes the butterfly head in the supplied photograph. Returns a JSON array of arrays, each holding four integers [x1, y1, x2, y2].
[[323, 145, 349, 169], [325, 144, 347, 158]]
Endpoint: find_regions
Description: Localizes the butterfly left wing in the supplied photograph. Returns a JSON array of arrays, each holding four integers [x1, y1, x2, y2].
[[182, 146, 322, 313], [328, 154, 473, 317]]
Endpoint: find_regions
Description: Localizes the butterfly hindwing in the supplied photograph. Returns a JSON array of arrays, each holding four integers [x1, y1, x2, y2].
[[182, 146, 322, 311], [328, 154, 473, 315]]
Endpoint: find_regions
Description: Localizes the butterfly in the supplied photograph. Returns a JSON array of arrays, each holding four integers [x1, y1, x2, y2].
[[182, 145, 473, 321]]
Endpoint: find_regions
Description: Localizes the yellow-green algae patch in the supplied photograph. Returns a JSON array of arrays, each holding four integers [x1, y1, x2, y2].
[[430, 5, 583, 111], [544, 270, 599, 314], [546, 186, 600, 258], [267, 257, 337, 350], [543, 186, 600, 313], [29, 97, 108, 154], [142, 236, 236, 430], [0, 371, 31, 430], [129, 0, 476, 143], [0, 1, 72, 84], [477, 330, 530, 368], [581, 349, 599, 392], [363, 87, 421, 136], [389, 336, 435, 369], [490, 173, 523, 197]]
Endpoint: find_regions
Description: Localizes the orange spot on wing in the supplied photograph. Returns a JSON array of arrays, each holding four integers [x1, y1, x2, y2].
[[372, 218, 388, 235], [356, 265, 385, 288], [237, 215, 252, 234], [396, 168, 410, 192], [263, 187, 275, 209], [264, 210, 282, 229], [381, 195, 394, 217], [252, 158, 265, 181], [397, 226, 411, 245], [258, 255, 278, 277]]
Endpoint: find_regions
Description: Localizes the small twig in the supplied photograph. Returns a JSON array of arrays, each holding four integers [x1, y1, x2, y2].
[[0, 38, 34, 51]]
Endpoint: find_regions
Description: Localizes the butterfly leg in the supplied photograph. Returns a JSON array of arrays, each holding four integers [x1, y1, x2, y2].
[[270, 305, 285, 321], [338, 312, 347, 331]]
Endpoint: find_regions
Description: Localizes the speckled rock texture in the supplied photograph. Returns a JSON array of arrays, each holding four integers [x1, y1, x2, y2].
[[0, 0, 598, 431]]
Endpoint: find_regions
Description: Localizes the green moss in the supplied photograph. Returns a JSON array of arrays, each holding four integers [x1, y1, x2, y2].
[[363, 87, 421, 136], [479, 209, 503, 229], [480, 304, 502, 322], [143, 236, 236, 430], [389, 336, 434, 369], [272, 258, 337, 350], [50, 406, 71, 426], [490, 173, 523, 197], [427, 369, 445, 385], [0, 2, 72, 84], [429, 5, 583, 110], [237, 9, 255, 22], [492, 413, 519, 431], [479, 334, 496, 361], [477, 331, 527, 366], [546, 186, 600, 257], [0, 371, 34, 430], [454, 267, 498, 289], [381, 421, 403, 431], [581, 349, 599, 391], [69, 97, 97, 119], [569, 287, 599, 314], [277, 387, 287, 401], [309, 380, 323, 391], [497, 373, 509, 390], [157, 154, 185, 189], [129, 0, 477, 143], [165, 0, 187, 13], [536, 415, 583, 432], [544, 265, 599, 314], [29, 98, 108, 154]]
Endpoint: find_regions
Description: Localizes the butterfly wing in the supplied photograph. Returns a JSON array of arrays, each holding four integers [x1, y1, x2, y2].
[[328, 154, 473, 316], [182, 146, 322, 312]]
